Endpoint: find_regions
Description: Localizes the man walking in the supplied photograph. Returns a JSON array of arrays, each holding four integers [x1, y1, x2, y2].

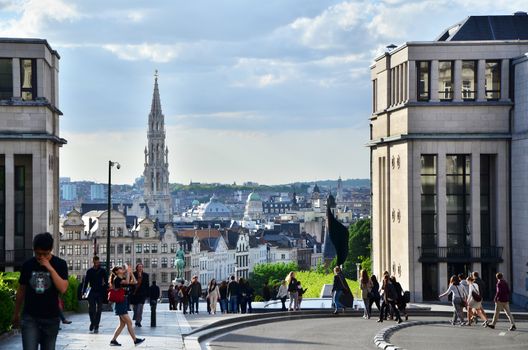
[[12, 232, 69, 350], [188, 276, 202, 314], [487, 272, 516, 331], [130, 263, 149, 327], [83, 256, 107, 333], [227, 276, 240, 313], [149, 281, 160, 327]]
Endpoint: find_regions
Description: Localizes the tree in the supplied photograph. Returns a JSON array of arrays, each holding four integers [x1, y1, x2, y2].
[[342, 219, 371, 279], [248, 262, 298, 297]]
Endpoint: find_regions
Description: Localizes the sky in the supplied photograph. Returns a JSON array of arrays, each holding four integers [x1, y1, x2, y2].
[[0, 0, 525, 185]]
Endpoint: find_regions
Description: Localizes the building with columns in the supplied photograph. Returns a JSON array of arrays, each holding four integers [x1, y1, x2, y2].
[[369, 13, 528, 302], [0, 39, 65, 271], [143, 72, 172, 223]]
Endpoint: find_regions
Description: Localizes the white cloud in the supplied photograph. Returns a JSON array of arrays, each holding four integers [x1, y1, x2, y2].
[[102, 43, 182, 63], [0, 0, 80, 37]]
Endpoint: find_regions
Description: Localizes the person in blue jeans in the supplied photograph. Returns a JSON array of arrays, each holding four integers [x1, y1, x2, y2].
[[227, 276, 240, 313], [332, 266, 348, 314], [12, 232, 69, 350]]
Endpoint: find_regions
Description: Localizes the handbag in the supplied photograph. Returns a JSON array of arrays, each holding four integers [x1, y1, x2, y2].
[[471, 286, 482, 302], [108, 288, 125, 303]]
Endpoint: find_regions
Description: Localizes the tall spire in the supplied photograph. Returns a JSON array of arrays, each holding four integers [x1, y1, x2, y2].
[[151, 69, 162, 116]]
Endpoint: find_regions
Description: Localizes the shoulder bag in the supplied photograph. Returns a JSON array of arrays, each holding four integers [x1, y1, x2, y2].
[[108, 288, 125, 303]]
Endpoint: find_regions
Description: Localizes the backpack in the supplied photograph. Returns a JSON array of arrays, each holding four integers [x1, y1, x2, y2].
[[472, 288, 482, 302], [403, 291, 410, 303]]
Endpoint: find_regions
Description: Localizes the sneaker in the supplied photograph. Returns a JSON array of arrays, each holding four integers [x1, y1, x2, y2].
[[377, 319, 383, 323], [110, 340, 121, 346], [62, 320, 72, 324], [486, 324, 495, 329], [134, 338, 145, 345], [509, 325, 516, 331], [481, 320, 488, 327], [89, 323, 94, 332], [398, 319, 402, 324], [94, 328, 99, 334]]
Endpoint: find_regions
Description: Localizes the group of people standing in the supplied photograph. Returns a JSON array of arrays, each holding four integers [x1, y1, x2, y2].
[[166, 275, 256, 315], [439, 271, 516, 331], [275, 271, 307, 311]]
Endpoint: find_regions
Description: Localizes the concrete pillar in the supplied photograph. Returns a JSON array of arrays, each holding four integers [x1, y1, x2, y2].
[[453, 60, 462, 102], [500, 59, 509, 102], [437, 151, 448, 294], [430, 60, 439, 102], [477, 59, 486, 101], [496, 143, 510, 280], [408, 61, 417, 102], [4, 153, 14, 272], [471, 152, 481, 248], [11, 58, 20, 99], [36, 58, 45, 98]]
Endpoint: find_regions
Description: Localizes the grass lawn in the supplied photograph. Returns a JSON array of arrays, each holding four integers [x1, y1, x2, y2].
[[296, 271, 360, 299]]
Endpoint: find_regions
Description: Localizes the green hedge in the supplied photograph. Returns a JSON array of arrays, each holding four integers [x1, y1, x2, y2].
[[0, 273, 18, 333], [63, 275, 80, 312], [295, 271, 359, 299]]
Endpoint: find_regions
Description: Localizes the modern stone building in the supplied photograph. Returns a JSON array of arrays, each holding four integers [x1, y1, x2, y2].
[[143, 72, 172, 222], [0, 39, 65, 271], [369, 13, 528, 302]]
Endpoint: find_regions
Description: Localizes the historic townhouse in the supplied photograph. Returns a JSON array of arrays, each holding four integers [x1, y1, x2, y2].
[[369, 13, 528, 302]]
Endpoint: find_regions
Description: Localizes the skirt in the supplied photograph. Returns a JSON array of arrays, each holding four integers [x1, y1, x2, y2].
[[114, 299, 129, 316]]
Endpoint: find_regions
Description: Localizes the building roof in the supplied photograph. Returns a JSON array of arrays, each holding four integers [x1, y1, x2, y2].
[[437, 13, 528, 41], [176, 229, 221, 240], [247, 192, 261, 202]]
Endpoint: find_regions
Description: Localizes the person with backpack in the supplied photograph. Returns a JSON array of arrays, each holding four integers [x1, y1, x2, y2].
[[466, 275, 488, 326], [227, 275, 240, 313], [486, 272, 516, 331], [331, 266, 351, 314], [377, 274, 402, 323]]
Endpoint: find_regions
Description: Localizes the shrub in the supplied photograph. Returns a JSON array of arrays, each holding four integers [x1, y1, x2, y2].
[[0, 279, 15, 333], [62, 275, 80, 312], [249, 262, 298, 297], [253, 295, 264, 302]]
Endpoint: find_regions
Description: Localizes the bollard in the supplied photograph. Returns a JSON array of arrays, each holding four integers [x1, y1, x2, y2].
[[150, 301, 157, 327]]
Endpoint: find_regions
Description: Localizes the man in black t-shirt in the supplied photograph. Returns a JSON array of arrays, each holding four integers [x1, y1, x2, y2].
[[83, 256, 108, 333], [12, 232, 69, 350]]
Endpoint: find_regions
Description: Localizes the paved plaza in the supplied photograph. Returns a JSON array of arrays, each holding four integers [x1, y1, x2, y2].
[[1, 302, 527, 350]]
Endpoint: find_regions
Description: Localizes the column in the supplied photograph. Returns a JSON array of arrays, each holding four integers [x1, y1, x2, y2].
[[11, 58, 20, 99], [430, 60, 439, 102], [36, 58, 45, 98], [477, 59, 486, 101], [470, 152, 481, 276], [496, 144, 510, 279], [500, 59, 509, 102], [403, 62, 408, 102], [4, 154, 14, 272], [453, 60, 462, 102], [437, 152, 448, 291], [408, 61, 417, 102]]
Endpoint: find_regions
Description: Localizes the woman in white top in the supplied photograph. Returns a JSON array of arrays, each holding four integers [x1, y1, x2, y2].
[[206, 279, 220, 315], [439, 275, 467, 326], [466, 276, 489, 326], [276, 280, 288, 311]]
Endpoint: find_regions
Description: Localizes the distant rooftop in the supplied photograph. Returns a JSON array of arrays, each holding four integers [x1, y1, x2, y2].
[[436, 12, 528, 41]]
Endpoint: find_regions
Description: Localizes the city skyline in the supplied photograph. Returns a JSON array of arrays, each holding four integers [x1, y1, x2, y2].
[[0, 0, 525, 184]]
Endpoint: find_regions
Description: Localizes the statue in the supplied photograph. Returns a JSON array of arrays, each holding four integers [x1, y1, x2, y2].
[[175, 245, 186, 279]]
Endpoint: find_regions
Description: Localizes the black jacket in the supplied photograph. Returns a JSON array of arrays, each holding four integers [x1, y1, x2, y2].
[[227, 280, 239, 298], [130, 272, 149, 304], [84, 267, 108, 295], [149, 284, 160, 302]]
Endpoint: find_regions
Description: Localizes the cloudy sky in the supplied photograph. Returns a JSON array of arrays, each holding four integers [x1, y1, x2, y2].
[[0, 0, 525, 184]]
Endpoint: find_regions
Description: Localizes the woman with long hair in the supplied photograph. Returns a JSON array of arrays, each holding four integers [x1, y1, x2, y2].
[[207, 279, 220, 315], [108, 265, 145, 346], [369, 275, 381, 315], [276, 280, 288, 311], [466, 275, 489, 326], [359, 269, 373, 319], [439, 275, 467, 326], [285, 271, 299, 311]]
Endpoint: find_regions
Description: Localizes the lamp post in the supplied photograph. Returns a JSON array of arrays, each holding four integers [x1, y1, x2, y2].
[[106, 160, 120, 277], [356, 262, 361, 281]]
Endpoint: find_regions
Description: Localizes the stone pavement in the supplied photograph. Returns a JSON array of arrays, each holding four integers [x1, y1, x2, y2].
[[0, 302, 228, 350]]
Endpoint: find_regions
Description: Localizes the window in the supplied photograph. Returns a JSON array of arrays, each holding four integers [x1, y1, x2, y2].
[[421, 155, 437, 246], [20, 59, 36, 101], [100, 244, 106, 254], [109, 244, 115, 255], [417, 61, 430, 101], [117, 244, 123, 254], [143, 243, 150, 253], [171, 272, 177, 282], [461, 61, 476, 100], [67, 231, 73, 240], [82, 260, 88, 270], [161, 272, 168, 283], [151, 258, 158, 268], [117, 227, 123, 237], [82, 245, 88, 256], [438, 61, 453, 100], [480, 155, 496, 247], [170, 243, 177, 253], [161, 257, 168, 268], [136, 243, 142, 253], [136, 258, 142, 264], [485, 61, 501, 100], [68, 260, 73, 270], [161, 243, 168, 253], [125, 244, 131, 254], [67, 245, 73, 255], [75, 231, 81, 240], [59, 245, 65, 256], [74, 245, 81, 255], [144, 228, 150, 238], [117, 258, 123, 266], [151, 244, 158, 253], [446, 155, 471, 247], [0, 59, 12, 99], [144, 258, 150, 268], [14, 166, 25, 249]]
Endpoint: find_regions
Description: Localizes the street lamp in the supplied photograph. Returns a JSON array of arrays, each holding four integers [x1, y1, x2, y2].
[[106, 160, 120, 277]]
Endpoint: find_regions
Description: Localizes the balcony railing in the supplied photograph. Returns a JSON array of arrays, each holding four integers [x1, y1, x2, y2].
[[418, 246, 503, 263], [0, 249, 34, 269]]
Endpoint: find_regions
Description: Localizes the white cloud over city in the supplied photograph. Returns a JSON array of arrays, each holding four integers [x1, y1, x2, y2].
[[0, 0, 525, 184]]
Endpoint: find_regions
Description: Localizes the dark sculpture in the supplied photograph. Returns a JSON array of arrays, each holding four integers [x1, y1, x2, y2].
[[326, 194, 349, 266]]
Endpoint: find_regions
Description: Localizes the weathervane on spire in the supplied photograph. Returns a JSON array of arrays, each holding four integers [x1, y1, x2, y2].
[[154, 69, 159, 79]]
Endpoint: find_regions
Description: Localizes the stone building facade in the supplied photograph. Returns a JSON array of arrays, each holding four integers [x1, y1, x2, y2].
[[0, 39, 65, 271], [369, 14, 528, 302]]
